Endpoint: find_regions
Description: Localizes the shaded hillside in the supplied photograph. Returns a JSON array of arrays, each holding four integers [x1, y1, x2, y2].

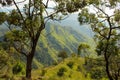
[[11, 56, 107, 80], [0, 22, 96, 66], [34, 22, 96, 66], [31, 56, 91, 80], [54, 13, 94, 37]]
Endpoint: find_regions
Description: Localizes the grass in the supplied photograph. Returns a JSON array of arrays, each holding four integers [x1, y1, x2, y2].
[[31, 56, 92, 80]]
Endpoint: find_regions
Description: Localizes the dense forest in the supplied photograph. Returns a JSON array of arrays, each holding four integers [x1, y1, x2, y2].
[[0, 0, 120, 80]]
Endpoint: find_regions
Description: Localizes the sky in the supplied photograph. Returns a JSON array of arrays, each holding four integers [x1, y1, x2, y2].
[[0, 0, 118, 37], [0, 0, 116, 16]]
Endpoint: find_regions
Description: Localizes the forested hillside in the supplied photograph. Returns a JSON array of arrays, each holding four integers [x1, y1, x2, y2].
[[0, 22, 95, 66], [0, 0, 120, 80], [35, 22, 95, 66]]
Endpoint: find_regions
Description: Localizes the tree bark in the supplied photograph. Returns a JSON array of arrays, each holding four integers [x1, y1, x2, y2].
[[26, 54, 33, 80], [104, 49, 113, 80], [105, 57, 113, 80]]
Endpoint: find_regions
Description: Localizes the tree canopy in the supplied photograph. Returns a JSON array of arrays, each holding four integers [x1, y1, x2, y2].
[[78, 0, 120, 79], [0, 0, 120, 79]]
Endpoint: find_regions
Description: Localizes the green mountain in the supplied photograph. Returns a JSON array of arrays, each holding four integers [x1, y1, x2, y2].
[[12, 56, 106, 80], [34, 22, 96, 66], [0, 22, 96, 79], [32, 57, 92, 80], [0, 22, 96, 67]]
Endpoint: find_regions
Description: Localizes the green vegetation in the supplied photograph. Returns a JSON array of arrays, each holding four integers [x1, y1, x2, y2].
[[58, 51, 68, 61], [78, 0, 120, 79], [35, 23, 95, 65], [57, 67, 67, 77], [0, 0, 120, 80], [36, 57, 91, 80], [12, 62, 24, 75], [0, 22, 96, 80], [67, 61, 74, 69]]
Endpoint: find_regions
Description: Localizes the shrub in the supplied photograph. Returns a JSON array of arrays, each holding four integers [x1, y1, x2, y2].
[[67, 61, 74, 69], [90, 67, 105, 79], [12, 63, 23, 74], [52, 61, 58, 65], [41, 69, 47, 76], [71, 53, 77, 57], [57, 67, 67, 77], [58, 51, 68, 60], [77, 65, 82, 71]]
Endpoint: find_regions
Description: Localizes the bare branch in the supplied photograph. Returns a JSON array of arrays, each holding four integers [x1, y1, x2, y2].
[[28, 0, 31, 17], [14, 0, 26, 4], [44, 11, 58, 19], [13, 42, 27, 57], [42, 0, 50, 8], [98, 31, 108, 39], [46, 0, 49, 8], [51, 15, 69, 21], [12, 0, 24, 21], [94, 5, 109, 17], [112, 26, 120, 29]]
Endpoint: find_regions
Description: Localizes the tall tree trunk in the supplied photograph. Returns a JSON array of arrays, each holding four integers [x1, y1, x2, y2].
[[26, 54, 33, 79], [25, 35, 40, 79], [25, 24, 43, 79], [105, 59, 113, 80], [104, 52, 113, 80]]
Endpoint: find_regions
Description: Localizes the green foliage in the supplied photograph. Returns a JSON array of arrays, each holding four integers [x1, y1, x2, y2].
[[78, 8, 98, 25], [85, 58, 107, 80], [109, 0, 120, 6], [12, 62, 24, 74], [58, 51, 68, 60], [77, 65, 82, 72], [7, 10, 21, 26], [71, 53, 77, 57], [0, 0, 109, 79], [96, 39, 119, 56], [57, 67, 67, 77], [27, 23, 95, 65], [78, 43, 90, 56], [91, 67, 105, 79], [5, 30, 27, 42], [55, 0, 88, 13], [36, 57, 91, 80], [78, 0, 120, 79], [0, 0, 12, 6], [67, 61, 74, 69], [41, 69, 47, 76], [88, 0, 100, 5], [0, 49, 8, 69], [0, 12, 7, 24], [114, 9, 120, 22]]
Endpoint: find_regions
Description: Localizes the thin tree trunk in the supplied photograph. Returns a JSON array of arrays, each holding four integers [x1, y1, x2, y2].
[[25, 34, 40, 79], [105, 58, 113, 80], [26, 54, 34, 79], [104, 50, 113, 80]]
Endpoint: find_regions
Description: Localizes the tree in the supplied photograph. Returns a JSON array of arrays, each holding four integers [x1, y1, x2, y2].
[[78, 43, 90, 57], [58, 51, 68, 61], [78, 0, 120, 80], [0, 0, 12, 6], [0, 49, 9, 70], [57, 67, 67, 77], [0, 0, 88, 79]]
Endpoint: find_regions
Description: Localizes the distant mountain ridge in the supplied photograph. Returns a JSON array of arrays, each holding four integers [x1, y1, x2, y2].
[[0, 22, 95, 67], [34, 22, 95, 66], [50, 13, 94, 37]]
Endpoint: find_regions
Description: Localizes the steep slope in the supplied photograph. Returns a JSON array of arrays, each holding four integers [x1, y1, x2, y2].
[[0, 22, 96, 66], [54, 13, 94, 37], [32, 56, 92, 80], [34, 22, 96, 66]]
